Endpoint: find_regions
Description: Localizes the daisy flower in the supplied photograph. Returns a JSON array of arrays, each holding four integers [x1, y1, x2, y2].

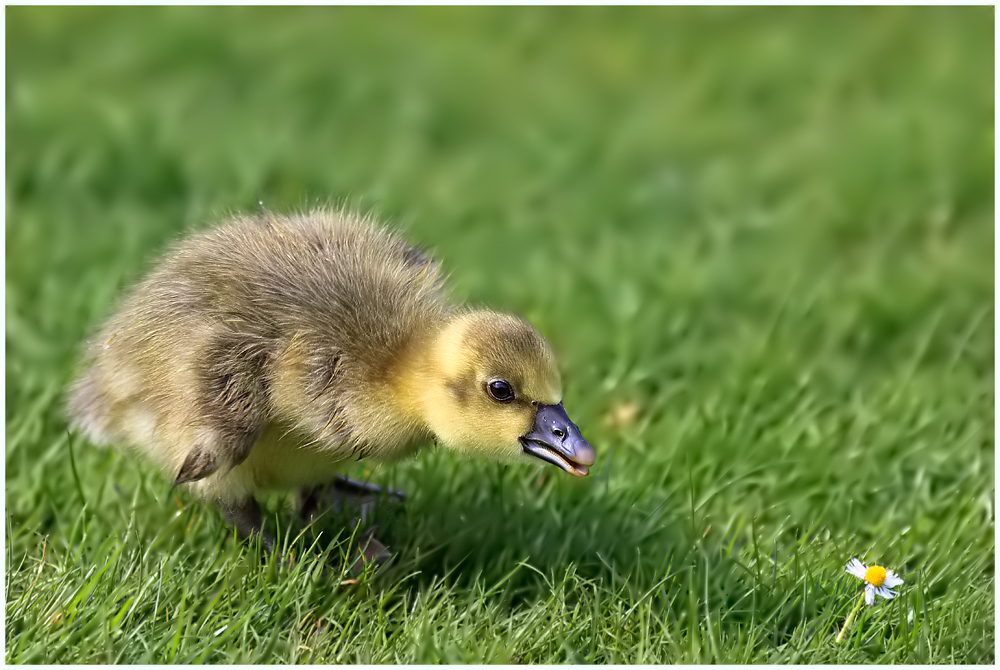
[[845, 557, 904, 605]]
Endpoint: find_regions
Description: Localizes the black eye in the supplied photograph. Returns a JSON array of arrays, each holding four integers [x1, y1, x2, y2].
[[487, 379, 515, 402]]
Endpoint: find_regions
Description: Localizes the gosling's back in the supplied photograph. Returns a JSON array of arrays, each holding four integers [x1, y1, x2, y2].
[[68, 209, 451, 493]]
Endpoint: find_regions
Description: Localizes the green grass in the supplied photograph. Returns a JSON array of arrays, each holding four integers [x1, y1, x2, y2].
[[6, 6, 994, 663]]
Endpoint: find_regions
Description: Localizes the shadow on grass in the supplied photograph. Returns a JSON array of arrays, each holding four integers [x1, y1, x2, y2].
[[12, 443, 858, 662], [265, 462, 848, 659], [278, 463, 691, 613]]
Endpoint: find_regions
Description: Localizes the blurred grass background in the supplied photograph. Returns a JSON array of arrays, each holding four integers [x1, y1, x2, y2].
[[6, 6, 994, 663]]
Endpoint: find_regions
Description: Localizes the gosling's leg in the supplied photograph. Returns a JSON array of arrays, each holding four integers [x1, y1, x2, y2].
[[297, 477, 402, 571], [296, 486, 326, 525], [332, 475, 406, 501], [298, 489, 392, 573], [218, 498, 276, 554], [338, 475, 403, 527], [298, 475, 405, 525]]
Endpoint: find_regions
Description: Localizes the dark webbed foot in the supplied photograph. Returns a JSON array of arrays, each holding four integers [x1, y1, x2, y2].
[[332, 475, 406, 500], [218, 498, 276, 554], [217, 494, 389, 575], [298, 475, 404, 572], [350, 527, 392, 573], [298, 475, 405, 525]]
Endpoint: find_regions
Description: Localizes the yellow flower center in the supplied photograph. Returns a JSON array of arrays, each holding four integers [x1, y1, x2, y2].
[[864, 565, 887, 587]]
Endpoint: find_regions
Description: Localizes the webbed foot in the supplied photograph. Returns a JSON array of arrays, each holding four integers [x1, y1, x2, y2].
[[218, 497, 276, 554], [297, 475, 404, 573]]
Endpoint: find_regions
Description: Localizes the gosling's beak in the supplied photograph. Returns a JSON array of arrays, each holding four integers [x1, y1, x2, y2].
[[520, 402, 595, 477]]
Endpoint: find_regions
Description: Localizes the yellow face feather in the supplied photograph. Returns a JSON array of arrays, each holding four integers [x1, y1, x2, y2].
[[393, 310, 562, 462]]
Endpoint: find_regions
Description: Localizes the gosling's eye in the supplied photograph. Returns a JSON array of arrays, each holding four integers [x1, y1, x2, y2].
[[487, 379, 515, 403]]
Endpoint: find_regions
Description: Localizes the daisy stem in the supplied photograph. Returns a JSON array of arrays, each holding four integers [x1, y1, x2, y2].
[[835, 594, 866, 644]]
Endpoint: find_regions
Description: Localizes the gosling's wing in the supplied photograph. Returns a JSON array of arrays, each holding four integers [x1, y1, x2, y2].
[[66, 252, 273, 485]]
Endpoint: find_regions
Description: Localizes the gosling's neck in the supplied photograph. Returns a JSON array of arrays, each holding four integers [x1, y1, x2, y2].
[[390, 312, 477, 435]]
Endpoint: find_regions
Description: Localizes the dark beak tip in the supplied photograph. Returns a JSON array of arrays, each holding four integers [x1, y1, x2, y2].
[[524, 402, 596, 474]]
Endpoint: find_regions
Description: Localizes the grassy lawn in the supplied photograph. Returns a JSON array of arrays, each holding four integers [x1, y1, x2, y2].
[[6, 6, 994, 663]]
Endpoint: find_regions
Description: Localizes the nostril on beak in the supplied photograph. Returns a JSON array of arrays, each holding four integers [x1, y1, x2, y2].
[[552, 427, 565, 440]]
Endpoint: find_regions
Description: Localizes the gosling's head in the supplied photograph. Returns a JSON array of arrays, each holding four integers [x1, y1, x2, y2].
[[417, 310, 595, 476]]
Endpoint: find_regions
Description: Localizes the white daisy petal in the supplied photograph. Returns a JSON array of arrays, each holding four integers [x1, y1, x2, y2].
[[865, 584, 875, 605], [884, 574, 904, 588], [878, 587, 897, 600], [846, 558, 867, 580]]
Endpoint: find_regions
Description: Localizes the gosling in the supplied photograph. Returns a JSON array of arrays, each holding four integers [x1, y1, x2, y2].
[[67, 208, 595, 559]]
